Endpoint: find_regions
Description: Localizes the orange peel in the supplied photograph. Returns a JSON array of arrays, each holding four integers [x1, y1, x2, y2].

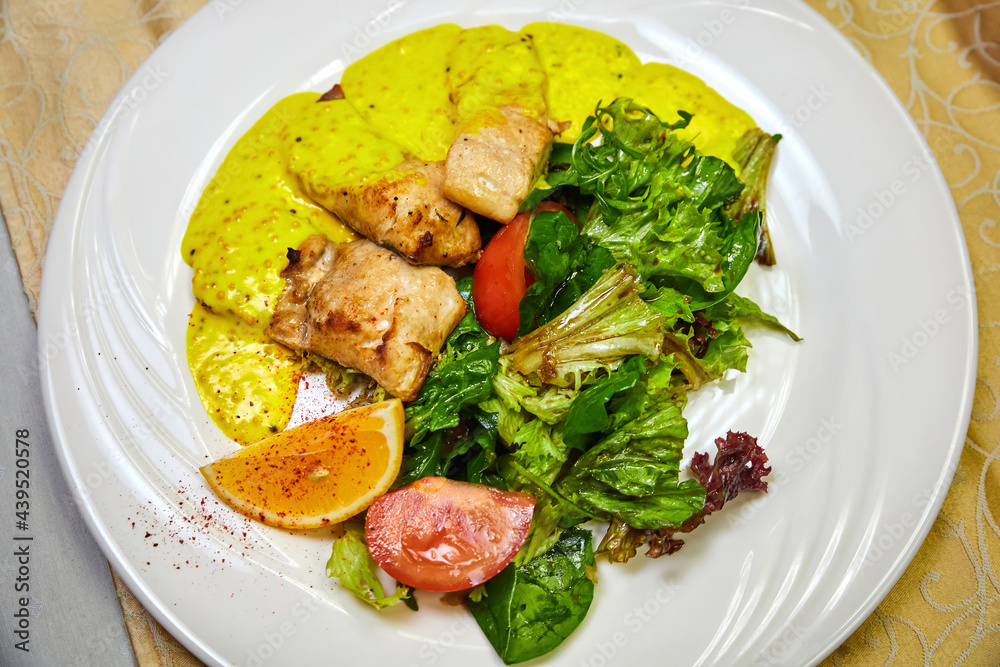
[[200, 399, 404, 529]]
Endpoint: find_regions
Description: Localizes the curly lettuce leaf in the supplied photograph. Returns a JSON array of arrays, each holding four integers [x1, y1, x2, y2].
[[723, 292, 801, 341], [509, 419, 571, 486], [568, 98, 761, 308], [690, 301, 754, 382], [556, 391, 705, 529], [599, 430, 772, 561], [492, 357, 578, 425], [326, 523, 411, 610], [303, 352, 387, 405], [641, 283, 694, 326], [729, 128, 780, 265], [659, 298, 766, 390], [504, 263, 666, 387]]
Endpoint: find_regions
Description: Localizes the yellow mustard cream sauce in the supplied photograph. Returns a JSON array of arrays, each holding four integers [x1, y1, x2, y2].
[[449, 25, 550, 126], [182, 22, 758, 445], [186, 302, 302, 444], [340, 24, 461, 161]]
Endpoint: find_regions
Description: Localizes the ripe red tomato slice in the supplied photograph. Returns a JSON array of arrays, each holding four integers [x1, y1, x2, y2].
[[365, 477, 535, 592], [471, 202, 576, 342], [472, 212, 532, 342]]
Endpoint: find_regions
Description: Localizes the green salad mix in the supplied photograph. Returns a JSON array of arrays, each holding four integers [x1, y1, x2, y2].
[[328, 98, 799, 663]]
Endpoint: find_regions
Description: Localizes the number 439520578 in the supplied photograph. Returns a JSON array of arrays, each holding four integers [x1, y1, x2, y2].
[[14, 429, 29, 529]]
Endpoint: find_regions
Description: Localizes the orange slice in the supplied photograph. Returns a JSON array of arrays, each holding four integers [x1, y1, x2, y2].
[[200, 399, 404, 529]]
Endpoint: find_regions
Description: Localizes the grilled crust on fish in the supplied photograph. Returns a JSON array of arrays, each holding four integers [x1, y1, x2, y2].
[[442, 106, 561, 223], [267, 235, 467, 402], [301, 160, 481, 267]]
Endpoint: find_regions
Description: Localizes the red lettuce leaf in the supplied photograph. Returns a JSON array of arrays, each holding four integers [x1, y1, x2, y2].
[[597, 430, 770, 561]]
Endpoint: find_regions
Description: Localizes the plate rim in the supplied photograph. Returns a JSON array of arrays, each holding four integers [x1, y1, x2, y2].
[[36, 1, 977, 665]]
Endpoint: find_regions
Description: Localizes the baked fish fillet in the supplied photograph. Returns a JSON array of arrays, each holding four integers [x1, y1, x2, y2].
[[300, 159, 481, 267], [442, 106, 565, 223], [267, 235, 467, 401]]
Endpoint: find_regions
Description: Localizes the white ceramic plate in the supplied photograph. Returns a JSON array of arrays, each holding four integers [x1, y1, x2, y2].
[[39, 1, 975, 665]]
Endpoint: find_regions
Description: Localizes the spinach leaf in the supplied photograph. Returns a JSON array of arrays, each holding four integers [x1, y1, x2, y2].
[[467, 527, 596, 664], [400, 430, 446, 485], [400, 341, 501, 484], [439, 276, 493, 361], [562, 355, 645, 450], [518, 210, 615, 337], [404, 342, 500, 443], [517, 144, 579, 213], [442, 407, 499, 483]]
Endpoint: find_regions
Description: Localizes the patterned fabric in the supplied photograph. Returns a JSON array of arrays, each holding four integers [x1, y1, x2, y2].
[[0, 3, 211, 662], [0, 1, 997, 665], [811, 3, 1000, 664]]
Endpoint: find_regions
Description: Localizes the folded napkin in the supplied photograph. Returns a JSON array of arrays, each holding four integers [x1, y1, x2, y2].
[[0, 0, 997, 665]]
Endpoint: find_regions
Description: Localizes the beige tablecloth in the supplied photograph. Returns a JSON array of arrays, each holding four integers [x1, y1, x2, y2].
[[1, 1, 998, 664]]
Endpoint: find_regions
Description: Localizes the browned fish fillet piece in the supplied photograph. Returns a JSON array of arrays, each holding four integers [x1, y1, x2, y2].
[[301, 159, 481, 267], [442, 106, 564, 223], [267, 236, 467, 401]]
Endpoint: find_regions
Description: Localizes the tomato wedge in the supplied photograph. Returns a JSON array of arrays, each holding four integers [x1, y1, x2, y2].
[[365, 477, 535, 592], [472, 213, 532, 342], [471, 202, 576, 342]]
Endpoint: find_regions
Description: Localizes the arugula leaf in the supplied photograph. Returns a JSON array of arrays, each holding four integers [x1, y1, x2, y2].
[[466, 527, 596, 664], [326, 523, 411, 610], [518, 210, 616, 337]]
